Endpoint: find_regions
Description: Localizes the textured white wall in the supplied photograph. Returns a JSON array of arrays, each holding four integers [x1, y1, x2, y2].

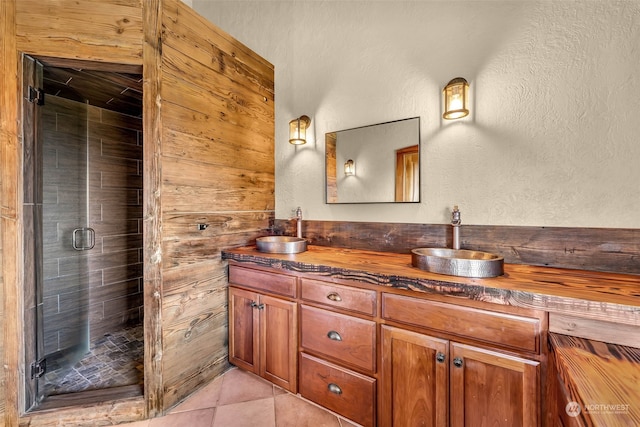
[[194, 0, 640, 228]]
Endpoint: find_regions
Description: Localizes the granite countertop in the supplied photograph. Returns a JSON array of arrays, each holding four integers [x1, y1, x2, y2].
[[222, 245, 640, 325]]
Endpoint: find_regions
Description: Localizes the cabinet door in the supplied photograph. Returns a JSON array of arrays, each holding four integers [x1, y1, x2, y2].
[[260, 294, 298, 392], [450, 343, 540, 427], [229, 287, 260, 374], [380, 326, 449, 427]]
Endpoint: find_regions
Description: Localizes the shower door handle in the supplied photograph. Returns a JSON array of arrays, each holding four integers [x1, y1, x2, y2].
[[72, 227, 95, 250]]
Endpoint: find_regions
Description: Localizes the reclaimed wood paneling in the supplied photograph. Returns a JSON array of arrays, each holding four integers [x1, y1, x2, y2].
[[274, 220, 640, 275], [17, 392, 144, 426], [15, 0, 144, 65], [1, 0, 19, 422], [161, 1, 274, 100], [141, 0, 163, 418], [158, 0, 274, 411], [3, 0, 274, 423]]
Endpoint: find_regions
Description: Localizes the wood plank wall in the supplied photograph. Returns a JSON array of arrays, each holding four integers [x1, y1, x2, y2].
[[0, 0, 275, 425], [3, 0, 275, 424], [1, 0, 21, 424], [157, 0, 274, 410], [274, 220, 640, 275]]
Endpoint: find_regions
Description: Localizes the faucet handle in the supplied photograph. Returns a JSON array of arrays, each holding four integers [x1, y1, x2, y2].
[[451, 205, 461, 225]]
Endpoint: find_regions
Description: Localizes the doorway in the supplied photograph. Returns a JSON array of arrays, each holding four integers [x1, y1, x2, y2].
[[22, 55, 144, 411]]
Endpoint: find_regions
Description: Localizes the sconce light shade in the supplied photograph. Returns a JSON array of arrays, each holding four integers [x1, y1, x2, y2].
[[289, 115, 311, 145], [442, 78, 469, 120], [344, 159, 355, 176]]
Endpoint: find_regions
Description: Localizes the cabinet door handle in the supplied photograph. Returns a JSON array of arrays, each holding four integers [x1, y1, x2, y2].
[[327, 383, 342, 395], [326, 292, 342, 302], [453, 357, 463, 368], [327, 330, 342, 341], [436, 352, 446, 363], [250, 301, 265, 310]]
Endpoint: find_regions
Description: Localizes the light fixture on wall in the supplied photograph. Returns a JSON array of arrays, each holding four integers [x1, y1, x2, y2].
[[289, 115, 311, 145], [344, 159, 355, 176], [442, 77, 469, 120]]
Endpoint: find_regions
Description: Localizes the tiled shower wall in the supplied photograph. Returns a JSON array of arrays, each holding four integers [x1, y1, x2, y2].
[[42, 96, 143, 357], [86, 105, 143, 341]]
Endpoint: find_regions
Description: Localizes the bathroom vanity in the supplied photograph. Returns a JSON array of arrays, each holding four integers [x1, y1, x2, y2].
[[223, 245, 640, 427]]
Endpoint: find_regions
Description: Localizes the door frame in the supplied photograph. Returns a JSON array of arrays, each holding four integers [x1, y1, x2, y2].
[[2, 52, 164, 423]]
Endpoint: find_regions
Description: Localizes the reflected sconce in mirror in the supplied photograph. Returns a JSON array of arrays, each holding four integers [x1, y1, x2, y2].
[[289, 115, 311, 145], [344, 159, 355, 176], [442, 78, 469, 120]]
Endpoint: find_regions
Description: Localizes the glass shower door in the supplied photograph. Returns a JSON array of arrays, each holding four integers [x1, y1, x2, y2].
[[37, 88, 91, 399]]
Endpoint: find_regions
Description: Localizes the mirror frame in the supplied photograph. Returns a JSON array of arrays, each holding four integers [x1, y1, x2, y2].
[[325, 117, 421, 204]]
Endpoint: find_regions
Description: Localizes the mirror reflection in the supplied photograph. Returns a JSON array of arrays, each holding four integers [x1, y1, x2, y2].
[[326, 117, 420, 203]]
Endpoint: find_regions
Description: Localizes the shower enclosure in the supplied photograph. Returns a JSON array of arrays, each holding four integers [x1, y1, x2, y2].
[[23, 55, 144, 410]]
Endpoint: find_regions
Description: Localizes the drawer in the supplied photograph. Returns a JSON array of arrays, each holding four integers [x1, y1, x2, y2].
[[299, 353, 376, 427], [382, 293, 541, 353], [300, 305, 376, 372], [229, 265, 296, 298], [300, 278, 376, 316]]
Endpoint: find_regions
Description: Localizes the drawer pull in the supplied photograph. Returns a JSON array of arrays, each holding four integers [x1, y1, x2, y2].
[[436, 352, 446, 363], [453, 357, 464, 368], [327, 330, 343, 341], [327, 383, 343, 395], [250, 301, 265, 310], [326, 292, 342, 302]]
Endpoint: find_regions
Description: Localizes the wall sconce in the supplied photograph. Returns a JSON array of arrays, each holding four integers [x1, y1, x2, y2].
[[344, 159, 355, 176], [289, 115, 311, 145], [442, 78, 469, 120]]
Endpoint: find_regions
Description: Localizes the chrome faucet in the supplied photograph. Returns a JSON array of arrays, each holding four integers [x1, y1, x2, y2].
[[451, 205, 461, 250], [294, 207, 303, 238]]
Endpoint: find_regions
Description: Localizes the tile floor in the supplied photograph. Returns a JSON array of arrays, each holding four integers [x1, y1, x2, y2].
[[119, 367, 361, 427], [44, 324, 144, 395]]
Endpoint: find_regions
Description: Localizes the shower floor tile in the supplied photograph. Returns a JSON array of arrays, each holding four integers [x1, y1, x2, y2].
[[44, 324, 144, 396]]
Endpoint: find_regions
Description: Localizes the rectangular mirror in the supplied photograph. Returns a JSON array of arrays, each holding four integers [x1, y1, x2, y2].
[[326, 117, 420, 203]]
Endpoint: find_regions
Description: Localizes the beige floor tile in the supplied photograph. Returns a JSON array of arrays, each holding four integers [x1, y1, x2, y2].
[[338, 417, 362, 427], [274, 393, 341, 427], [118, 421, 149, 427], [149, 408, 215, 427], [213, 397, 275, 427], [217, 368, 274, 406], [170, 371, 226, 413], [273, 384, 288, 396]]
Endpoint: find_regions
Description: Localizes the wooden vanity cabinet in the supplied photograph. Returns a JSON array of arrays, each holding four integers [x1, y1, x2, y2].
[[228, 263, 546, 427], [380, 326, 449, 427], [228, 267, 298, 392], [299, 278, 378, 427], [449, 342, 540, 427], [381, 293, 543, 427]]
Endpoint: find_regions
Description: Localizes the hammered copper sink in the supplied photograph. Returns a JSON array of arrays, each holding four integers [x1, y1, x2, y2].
[[411, 247, 504, 278], [256, 236, 308, 254]]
